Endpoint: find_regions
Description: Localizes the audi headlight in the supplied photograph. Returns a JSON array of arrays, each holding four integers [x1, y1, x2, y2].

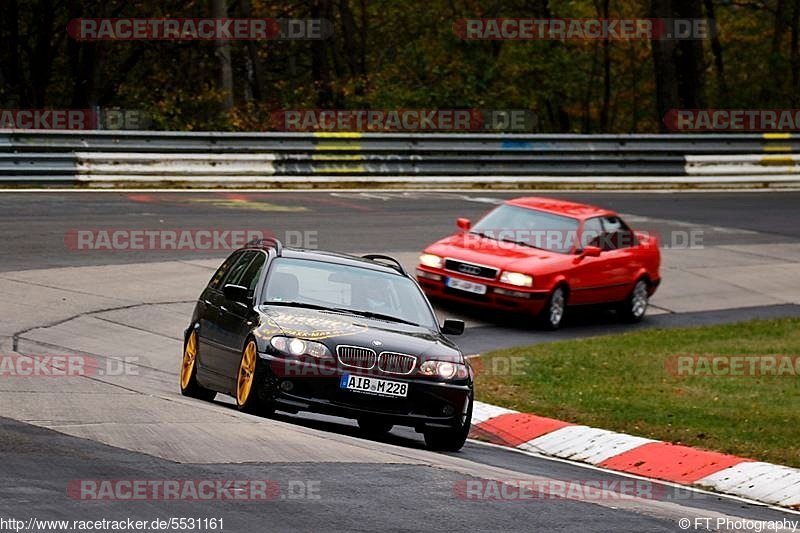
[[419, 253, 444, 269], [500, 271, 533, 287], [270, 336, 332, 359], [419, 360, 469, 380]]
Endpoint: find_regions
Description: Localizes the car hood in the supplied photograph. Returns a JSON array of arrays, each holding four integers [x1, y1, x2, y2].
[[254, 305, 463, 362], [426, 233, 562, 271]]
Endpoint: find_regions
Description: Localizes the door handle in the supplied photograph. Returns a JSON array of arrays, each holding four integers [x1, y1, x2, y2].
[[220, 306, 228, 312]]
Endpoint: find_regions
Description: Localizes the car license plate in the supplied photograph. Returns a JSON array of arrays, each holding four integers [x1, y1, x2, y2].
[[446, 277, 487, 295], [339, 374, 408, 398]]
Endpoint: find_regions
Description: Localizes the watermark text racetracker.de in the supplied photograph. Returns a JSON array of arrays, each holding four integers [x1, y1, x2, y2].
[[271, 109, 536, 132], [64, 229, 318, 252], [450, 228, 703, 251], [0, 108, 149, 130], [454, 18, 714, 40], [665, 108, 800, 132], [453, 478, 709, 502], [67, 479, 321, 501], [0, 355, 139, 378], [67, 18, 333, 41], [665, 355, 800, 377]]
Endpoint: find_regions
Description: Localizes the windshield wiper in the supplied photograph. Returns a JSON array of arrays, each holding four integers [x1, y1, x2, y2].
[[263, 302, 420, 326], [262, 301, 331, 311], [330, 307, 419, 327], [472, 231, 545, 250], [499, 237, 545, 250]]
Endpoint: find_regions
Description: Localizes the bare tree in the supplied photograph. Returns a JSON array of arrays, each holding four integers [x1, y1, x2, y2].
[[212, 0, 234, 111]]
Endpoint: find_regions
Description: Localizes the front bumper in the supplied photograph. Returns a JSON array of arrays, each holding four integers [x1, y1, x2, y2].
[[416, 266, 549, 315], [256, 352, 472, 431]]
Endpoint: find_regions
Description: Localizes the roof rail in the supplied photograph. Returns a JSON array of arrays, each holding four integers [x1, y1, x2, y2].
[[362, 254, 406, 275], [247, 237, 283, 256]]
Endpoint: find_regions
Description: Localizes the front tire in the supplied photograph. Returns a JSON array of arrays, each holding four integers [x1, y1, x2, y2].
[[180, 330, 217, 401], [538, 285, 567, 330], [235, 338, 273, 415], [619, 279, 649, 323], [423, 394, 473, 452]]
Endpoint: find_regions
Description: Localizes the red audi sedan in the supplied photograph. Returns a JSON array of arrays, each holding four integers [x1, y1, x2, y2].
[[416, 197, 661, 329]]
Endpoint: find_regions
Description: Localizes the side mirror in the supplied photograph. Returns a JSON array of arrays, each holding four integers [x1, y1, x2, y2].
[[580, 246, 602, 258], [456, 218, 471, 231], [441, 319, 465, 336], [223, 283, 250, 303]]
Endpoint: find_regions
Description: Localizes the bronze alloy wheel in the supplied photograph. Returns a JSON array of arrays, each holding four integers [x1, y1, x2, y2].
[[180, 330, 199, 390], [180, 329, 216, 401], [237, 340, 258, 407]]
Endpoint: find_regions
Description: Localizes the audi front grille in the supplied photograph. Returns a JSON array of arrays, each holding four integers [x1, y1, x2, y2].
[[444, 259, 498, 280]]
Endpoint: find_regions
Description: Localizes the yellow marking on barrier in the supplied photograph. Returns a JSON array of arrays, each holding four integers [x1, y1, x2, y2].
[[314, 164, 365, 173], [760, 155, 797, 166], [763, 145, 793, 152], [763, 133, 794, 153], [315, 142, 362, 151], [311, 154, 365, 161], [313, 132, 363, 139]]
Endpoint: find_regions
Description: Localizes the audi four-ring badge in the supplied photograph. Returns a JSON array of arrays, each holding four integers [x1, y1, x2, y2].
[[180, 239, 473, 451], [417, 197, 661, 330]]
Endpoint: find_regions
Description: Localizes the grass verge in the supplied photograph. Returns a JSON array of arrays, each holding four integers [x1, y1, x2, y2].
[[474, 318, 800, 467]]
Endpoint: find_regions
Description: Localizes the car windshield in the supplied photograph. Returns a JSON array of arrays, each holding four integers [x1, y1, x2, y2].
[[262, 257, 437, 329], [470, 204, 580, 254]]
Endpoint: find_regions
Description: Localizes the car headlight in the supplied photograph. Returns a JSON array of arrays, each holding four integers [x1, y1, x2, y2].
[[419, 253, 443, 269], [419, 360, 469, 380], [500, 271, 533, 287], [270, 336, 332, 359]]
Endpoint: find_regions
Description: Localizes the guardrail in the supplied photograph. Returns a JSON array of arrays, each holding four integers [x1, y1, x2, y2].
[[1, 130, 799, 188]]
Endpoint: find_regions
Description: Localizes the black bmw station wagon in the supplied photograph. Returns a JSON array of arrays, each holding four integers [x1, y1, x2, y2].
[[180, 239, 474, 451]]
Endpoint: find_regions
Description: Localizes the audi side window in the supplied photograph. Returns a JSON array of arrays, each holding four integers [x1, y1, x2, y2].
[[237, 252, 267, 298], [209, 251, 243, 290], [581, 217, 604, 249], [601, 216, 635, 250], [222, 251, 258, 288]]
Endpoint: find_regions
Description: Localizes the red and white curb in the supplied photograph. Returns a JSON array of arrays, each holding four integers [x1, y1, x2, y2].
[[469, 401, 800, 509]]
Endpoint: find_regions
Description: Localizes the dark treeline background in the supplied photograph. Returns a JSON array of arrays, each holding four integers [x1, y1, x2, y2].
[[0, 0, 794, 132]]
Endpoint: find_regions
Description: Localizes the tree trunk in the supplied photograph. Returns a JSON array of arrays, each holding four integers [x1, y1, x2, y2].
[[240, 0, 264, 101], [0, 0, 23, 105], [792, 0, 800, 106], [649, 0, 706, 131], [212, 0, 234, 111], [311, 0, 334, 107], [598, 0, 611, 131], [703, 0, 728, 104], [31, 0, 57, 107]]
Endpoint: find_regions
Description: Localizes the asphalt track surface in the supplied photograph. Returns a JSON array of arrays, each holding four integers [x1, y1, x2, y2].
[[1, 415, 796, 533], [1, 191, 800, 532], [1, 190, 799, 271]]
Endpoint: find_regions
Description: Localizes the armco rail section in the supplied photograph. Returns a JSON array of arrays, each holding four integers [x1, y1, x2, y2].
[[1, 130, 799, 188]]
